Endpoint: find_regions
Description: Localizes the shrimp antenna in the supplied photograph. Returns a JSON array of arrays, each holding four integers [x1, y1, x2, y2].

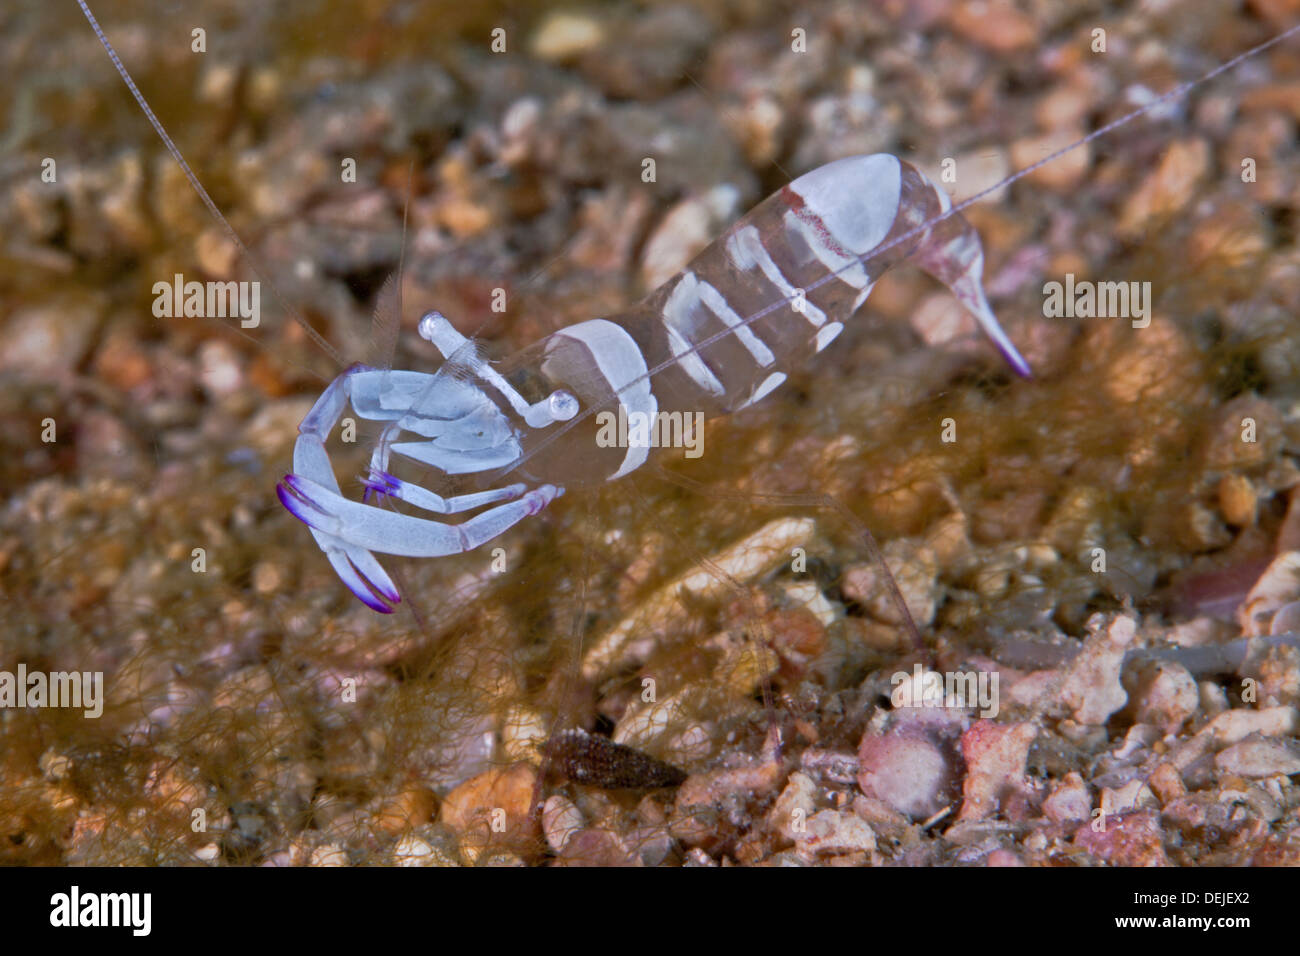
[[76, 0, 346, 369], [367, 160, 415, 370]]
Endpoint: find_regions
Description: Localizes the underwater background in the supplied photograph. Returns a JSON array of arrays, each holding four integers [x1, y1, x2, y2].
[[2, 0, 1299, 865]]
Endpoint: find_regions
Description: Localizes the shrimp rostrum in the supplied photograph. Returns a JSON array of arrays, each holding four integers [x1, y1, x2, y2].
[[276, 154, 1032, 612]]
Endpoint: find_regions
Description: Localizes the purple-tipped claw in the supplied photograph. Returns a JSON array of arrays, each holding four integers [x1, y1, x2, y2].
[[277, 478, 317, 524], [344, 547, 402, 608], [361, 468, 401, 502], [325, 549, 399, 613], [343, 574, 397, 614], [279, 473, 332, 517], [278, 471, 403, 613]]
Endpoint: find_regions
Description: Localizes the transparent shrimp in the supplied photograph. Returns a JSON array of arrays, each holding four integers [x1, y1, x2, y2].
[[57, 1, 1300, 871]]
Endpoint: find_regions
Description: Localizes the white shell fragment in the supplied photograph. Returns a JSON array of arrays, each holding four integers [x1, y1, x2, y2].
[[1058, 613, 1137, 725], [582, 517, 815, 680], [1240, 551, 1300, 637]]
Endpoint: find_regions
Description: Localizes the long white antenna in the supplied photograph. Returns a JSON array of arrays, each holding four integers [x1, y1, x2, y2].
[[76, 0, 346, 369]]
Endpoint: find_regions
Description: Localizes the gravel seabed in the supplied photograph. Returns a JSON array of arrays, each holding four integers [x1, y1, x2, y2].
[[1, 0, 1299, 866]]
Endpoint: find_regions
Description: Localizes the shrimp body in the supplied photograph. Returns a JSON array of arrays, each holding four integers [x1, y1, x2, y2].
[[277, 155, 1029, 610], [77, 0, 1299, 614]]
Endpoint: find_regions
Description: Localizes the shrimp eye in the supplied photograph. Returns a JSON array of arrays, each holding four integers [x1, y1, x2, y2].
[[548, 390, 579, 421]]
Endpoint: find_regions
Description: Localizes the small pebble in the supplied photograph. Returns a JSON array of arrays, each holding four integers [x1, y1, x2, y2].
[[857, 720, 960, 821], [1058, 614, 1136, 725], [197, 340, 245, 400], [1100, 779, 1157, 816], [1125, 660, 1198, 734], [1118, 138, 1210, 237], [770, 771, 818, 842], [1214, 736, 1300, 778], [440, 763, 539, 862], [947, 0, 1038, 52], [797, 810, 876, 856], [840, 539, 939, 628], [251, 561, 284, 596], [1147, 764, 1185, 805], [640, 186, 741, 291], [1043, 772, 1092, 823], [372, 787, 436, 834], [1202, 396, 1284, 472], [957, 721, 1037, 822], [1072, 811, 1169, 866], [1010, 130, 1090, 190], [1239, 551, 1300, 636], [542, 795, 585, 852], [552, 827, 639, 867], [1198, 705, 1298, 745], [909, 292, 977, 349], [985, 849, 1024, 866], [530, 12, 606, 63], [923, 147, 1010, 204], [2, 296, 103, 377]]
